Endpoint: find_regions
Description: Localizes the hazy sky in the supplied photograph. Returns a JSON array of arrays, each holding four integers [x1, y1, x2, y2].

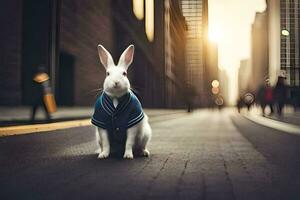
[[208, 0, 266, 104]]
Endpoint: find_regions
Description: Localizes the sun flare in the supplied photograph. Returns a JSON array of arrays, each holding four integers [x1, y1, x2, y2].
[[208, 26, 222, 43]]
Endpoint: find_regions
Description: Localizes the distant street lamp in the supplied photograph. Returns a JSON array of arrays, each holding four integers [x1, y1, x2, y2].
[[281, 29, 290, 70], [281, 29, 290, 36], [145, 0, 154, 42], [133, 0, 144, 20], [211, 80, 220, 95], [211, 80, 219, 88]]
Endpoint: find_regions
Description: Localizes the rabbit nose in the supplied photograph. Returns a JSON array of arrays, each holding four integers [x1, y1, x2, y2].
[[114, 81, 120, 86]]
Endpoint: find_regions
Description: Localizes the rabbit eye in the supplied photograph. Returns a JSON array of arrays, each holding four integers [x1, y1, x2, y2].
[[106, 72, 110, 76], [123, 71, 127, 76]]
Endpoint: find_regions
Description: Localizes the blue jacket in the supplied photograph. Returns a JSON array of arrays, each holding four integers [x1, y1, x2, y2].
[[91, 91, 144, 144]]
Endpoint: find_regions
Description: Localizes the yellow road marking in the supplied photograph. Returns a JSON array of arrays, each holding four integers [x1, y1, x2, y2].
[[0, 111, 187, 137], [0, 119, 92, 137]]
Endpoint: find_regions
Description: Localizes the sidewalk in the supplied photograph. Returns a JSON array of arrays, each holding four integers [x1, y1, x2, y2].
[[248, 105, 300, 126], [0, 106, 187, 127], [267, 111, 300, 126], [240, 105, 300, 135]]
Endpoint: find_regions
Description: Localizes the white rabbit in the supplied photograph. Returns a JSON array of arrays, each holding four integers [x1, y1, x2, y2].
[[92, 44, 152, 159]]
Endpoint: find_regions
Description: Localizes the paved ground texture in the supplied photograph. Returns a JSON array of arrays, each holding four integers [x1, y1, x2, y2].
[[1, 109, 300, 200]]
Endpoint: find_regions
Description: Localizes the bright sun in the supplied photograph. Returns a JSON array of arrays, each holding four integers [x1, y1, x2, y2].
[[208, 26, 222, 43]]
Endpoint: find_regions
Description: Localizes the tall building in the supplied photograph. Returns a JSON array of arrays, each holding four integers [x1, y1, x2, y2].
[[58, 0, 114, 106], [0, 1, 23, 105], [250, 11, 269, 91], [0, 0, 61, 106], [279, 0, 300, 87], [181, 0, 209, 107], [267, 0, 300, 104], [238, 59, 251, 97], [219, 69, 229, 105], [267, 0, 281, 85], [267, 0, 300, 85], [205, 41, 219, 106], [0, 0, 187, 108], [113, 0, 187, 108], [164, 0, 188, 108]]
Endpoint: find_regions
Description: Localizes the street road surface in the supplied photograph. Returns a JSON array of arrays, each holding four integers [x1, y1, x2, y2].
[[1, 109, 300, 200]]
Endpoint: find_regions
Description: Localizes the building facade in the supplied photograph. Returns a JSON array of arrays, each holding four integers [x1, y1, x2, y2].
[[181, 0, 209, 107], [112, 0, 187, 108], [164, 0, 188, 108], [58, 0, 115, 106], [267, 0, 300, 105], [0, 0, 187, 108], [0, 0, 23, 105], [205, 41, 219, 106], [250, 11, 269, 92], [219, 69, 229, 105], [238, 59, 251, 97], [279, 0, 300, 87]]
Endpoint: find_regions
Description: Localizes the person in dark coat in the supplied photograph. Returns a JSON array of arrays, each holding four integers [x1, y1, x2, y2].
[[30, 65, 51, 122], [273, 76, 287, 116], [257, 79, 274, 116], [242, 92, 255, 111], [186, 84, 196, 113], [236, 96, 244, 113]]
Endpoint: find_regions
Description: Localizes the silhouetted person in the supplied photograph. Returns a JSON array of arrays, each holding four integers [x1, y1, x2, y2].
[[237, 97, 244, 113], [243, 93, 255, 111], [31, 65, 51, 122], [186, 84, 196, 112], [215, 96, 224, 110], [257, 79, 274, 116], [274, 76, 287, 116]]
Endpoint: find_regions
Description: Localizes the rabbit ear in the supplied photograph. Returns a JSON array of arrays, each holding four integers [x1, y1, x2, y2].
[[117, 45, 135, 70], [97, 44, 115, 69]]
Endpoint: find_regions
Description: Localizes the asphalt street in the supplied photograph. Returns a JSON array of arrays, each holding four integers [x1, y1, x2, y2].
[[1, 109, 300, 200]]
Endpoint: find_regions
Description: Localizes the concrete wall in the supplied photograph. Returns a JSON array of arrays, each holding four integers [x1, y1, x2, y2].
[[0, 0, 23, 105], [165, 0, 187, 108], [59, 0, 114, 106], [205, 41, 219, 106], [250, 11, 269, 91], [0, 0, 188, 108], [238, 59, 251, 96], [267, 0, 281, 85]]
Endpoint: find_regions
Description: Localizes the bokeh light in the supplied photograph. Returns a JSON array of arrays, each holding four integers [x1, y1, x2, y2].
[[211, 80, 220, 88]]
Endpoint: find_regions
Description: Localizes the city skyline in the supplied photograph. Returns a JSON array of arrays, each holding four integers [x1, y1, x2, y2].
[[208, 0, 266, 104]]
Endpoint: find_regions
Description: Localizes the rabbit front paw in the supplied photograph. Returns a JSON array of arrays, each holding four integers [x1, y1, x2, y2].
[[98, 151, 109, 159], [142, 149, 150, 157], [123, 151, 134, 159]]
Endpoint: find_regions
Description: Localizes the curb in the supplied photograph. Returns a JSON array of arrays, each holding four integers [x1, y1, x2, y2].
[[242, 113, 300, 135]]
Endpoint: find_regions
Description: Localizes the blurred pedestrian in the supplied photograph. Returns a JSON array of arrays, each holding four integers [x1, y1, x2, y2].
[[186, 84, 196, 112], [274, 75, 287, 116], [257, 79, 274, 116], [236, 96, 244, 113], [31, 65, 56, 122], [243, 92, 254, 111], [215, 96, 224, 110]]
